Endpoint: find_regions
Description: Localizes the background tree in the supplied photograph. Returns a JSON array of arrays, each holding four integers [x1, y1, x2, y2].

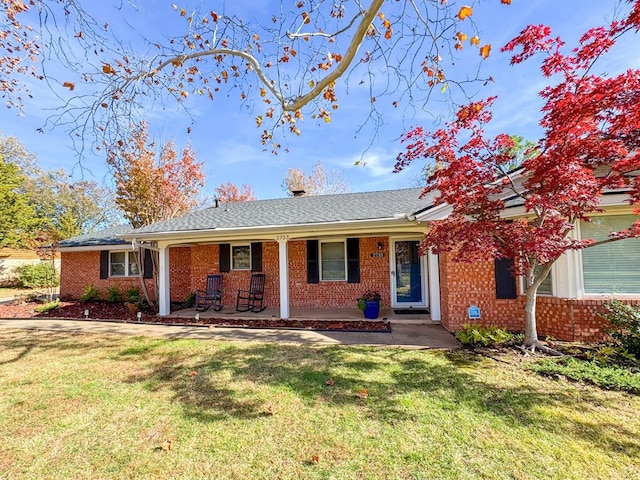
[[282, 161, 349, 196], [214, 183, 256, 203], [0, 154, 38, 247], [107, 121, 205, 306], [24, 170, 115, 239], [2, 1, 509, 153], [395, 0, 640, 353], [0, 134, 113, 245], [107, 121, 205, 228]]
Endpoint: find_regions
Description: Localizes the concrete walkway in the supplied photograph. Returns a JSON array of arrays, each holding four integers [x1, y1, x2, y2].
[[0, 318, 460, 349]]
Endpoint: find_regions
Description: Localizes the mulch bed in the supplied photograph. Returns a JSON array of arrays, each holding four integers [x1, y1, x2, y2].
[[0, 300, 391, 332]]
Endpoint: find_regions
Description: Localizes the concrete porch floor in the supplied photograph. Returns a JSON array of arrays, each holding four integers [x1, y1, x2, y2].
[[168, 305, 434, 324]]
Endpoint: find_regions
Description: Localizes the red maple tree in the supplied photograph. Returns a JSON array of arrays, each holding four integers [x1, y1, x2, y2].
[[395, 0, 640, 352]]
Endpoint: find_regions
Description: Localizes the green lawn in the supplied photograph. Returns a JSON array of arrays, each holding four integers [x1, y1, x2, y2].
[[1, 330, 638, 479]]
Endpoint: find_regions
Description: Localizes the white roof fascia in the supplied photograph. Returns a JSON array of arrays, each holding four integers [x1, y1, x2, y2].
[[57, 244, 133, 253], [415, 171, 526, 223], [118, 216, 419, 242]]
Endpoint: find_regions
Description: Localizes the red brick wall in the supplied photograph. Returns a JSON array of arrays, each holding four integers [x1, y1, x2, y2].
[[60, 251, 154, 300], [438, 252, 523, 332], [535, 297, 640, 343], [154, 243, 280, 307], [182, 239, 386, 309], [61, 238, 390, 310], [288, 237, 390, 308], [438, 252, 640, 342], [169, 247, 192, 302]]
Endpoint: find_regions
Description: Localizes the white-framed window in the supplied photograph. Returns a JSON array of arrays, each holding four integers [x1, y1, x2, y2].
[[537, 272, 553, 296], [320, 240, 346, 281], [110, 251, 140, 277], [231, 244, 251, 270], [580, 214, 640, 294], [533, 265, 553, 296]]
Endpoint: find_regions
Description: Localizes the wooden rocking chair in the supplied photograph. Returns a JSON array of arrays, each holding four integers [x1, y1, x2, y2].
[[195, 274, 223, 311], [235, 273, 266, 312]]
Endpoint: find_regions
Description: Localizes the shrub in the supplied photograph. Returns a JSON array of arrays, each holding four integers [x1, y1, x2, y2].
[[455, 323, 515, 347], [585, 345, 640, 370], [601, 298, 640, 358], [81, 285, 100, 302], [106, 286, 123, 303], [15, 262, 59, 289], [34, 299, 60, 313], [125, 287, 142, 304]]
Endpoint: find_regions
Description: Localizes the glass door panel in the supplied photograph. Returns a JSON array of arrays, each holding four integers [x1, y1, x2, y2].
[[393, 240, 425, 306]]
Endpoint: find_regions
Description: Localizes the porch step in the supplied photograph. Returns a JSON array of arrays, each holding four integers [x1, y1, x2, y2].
[[393, 309, 430, 315]]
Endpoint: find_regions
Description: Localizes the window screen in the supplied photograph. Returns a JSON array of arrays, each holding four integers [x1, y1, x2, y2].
[[581, 215, 640, 294], [321, 241, 346, 281]]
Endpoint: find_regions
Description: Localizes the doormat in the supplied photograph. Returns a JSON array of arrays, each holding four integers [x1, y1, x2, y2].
[[393, 309, 430, 315]]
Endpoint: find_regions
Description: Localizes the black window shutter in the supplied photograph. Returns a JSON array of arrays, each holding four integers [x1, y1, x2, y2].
[[220, 243, 230, 272], [143, 249, 153, 279], [307, 240, 319, 284], [99, 250, 109, 279], [495, 258, 517, 299], [346, 237, 360, 283], [251, 242, 263, 272]]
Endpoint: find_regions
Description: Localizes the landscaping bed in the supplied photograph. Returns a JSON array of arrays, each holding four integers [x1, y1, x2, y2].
[[0, 299, 391, 332]]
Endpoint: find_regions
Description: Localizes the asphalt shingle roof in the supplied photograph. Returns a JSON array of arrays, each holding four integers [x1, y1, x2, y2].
[[131, 188, 430, 235], [58, 225, 133, 248], [59, 188, 432, 247]]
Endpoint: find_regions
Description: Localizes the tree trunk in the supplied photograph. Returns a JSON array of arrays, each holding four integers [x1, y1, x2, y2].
[[523, 285, 539, 347], [136, 246, 154, 308], [521, 264, 562, 356]]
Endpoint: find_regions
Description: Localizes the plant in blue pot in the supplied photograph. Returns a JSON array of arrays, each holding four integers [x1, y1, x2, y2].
[[357, 290, 382, 320]]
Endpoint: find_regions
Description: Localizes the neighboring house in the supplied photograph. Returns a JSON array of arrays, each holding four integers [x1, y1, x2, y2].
[[57, 187, 640, 341], [0, 248, 60, 286]]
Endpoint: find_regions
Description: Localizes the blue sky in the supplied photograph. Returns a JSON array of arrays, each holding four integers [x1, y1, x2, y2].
[[1, 0, 638, 200]]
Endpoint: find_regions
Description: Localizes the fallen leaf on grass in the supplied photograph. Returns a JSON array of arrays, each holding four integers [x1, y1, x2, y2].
[[325, 378, 334, 386], [311, 454, 320, 464], [188, 370, 197, 377], [356, 388, 369, 399], [263, 404, 278, 416], [161, 440, 172, 451]]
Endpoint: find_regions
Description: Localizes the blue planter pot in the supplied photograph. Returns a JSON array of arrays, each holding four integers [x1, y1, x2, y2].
[[363, 301, 380, 319]]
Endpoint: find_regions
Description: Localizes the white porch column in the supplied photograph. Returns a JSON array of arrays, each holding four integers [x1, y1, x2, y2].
[[428, 249, 441, 321], [158, 245, 171, 316], [277, 236, 290, 319]]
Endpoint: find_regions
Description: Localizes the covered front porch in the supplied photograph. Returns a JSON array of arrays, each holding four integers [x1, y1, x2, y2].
[[150, 235, 442, 323]]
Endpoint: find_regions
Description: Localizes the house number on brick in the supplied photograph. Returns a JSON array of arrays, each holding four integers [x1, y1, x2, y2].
[[370, 252, 385, 257], [275, 235, 290, 242]]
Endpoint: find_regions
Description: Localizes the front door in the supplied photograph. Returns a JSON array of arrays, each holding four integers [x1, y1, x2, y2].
[[391, 239, 428, 309]]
